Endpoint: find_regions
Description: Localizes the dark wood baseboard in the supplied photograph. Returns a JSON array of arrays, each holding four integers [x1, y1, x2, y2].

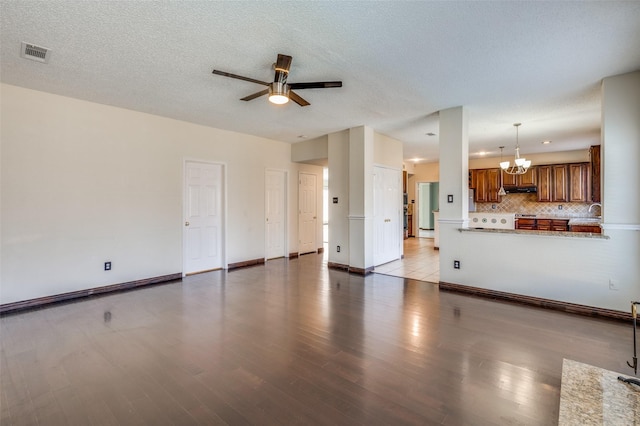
[[349, 266, 374, 275], [327, 262, 374, 275], [317, 247, 324, 254], [0, 273, 182, 315], [228, 258, 265, 271], [288, 252, 299, 259], [439, 281, 631, 322], [328, 262, 349, 271]]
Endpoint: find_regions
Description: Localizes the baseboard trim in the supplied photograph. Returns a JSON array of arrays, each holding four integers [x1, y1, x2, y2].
[[349, 266, 374, 275], [327, 262, 374, 275], [228, 258, 265, 271], [317, 247, 324, 254], [0, 273, 182, 315], [289, 252, 299, 259], [439, 281, 631, 322], [328, 262, 349, 271]]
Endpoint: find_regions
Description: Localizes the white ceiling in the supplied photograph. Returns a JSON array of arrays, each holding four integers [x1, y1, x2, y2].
[[2, 1, 639, 163]]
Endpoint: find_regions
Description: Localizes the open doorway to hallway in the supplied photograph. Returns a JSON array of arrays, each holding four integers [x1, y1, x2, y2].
[[416, 182, 439, 239]]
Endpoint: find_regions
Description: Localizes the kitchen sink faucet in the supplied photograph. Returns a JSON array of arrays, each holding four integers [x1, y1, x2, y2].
[[588, 202, 602, 214]]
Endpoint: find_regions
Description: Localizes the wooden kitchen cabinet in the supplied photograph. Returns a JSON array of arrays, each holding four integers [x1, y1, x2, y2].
[[536, 219, 552, 231], [471, 168, 501, 203], [552, 164, 569, 202], [500, 166, 536, 188], [515, 218, 536, 230], [519, 166, 537, 186], [590, 145, 601, 202], [571, 224, 602, 234], [552, 219, 569, 231], [569, 163, 590, 203], [537, 166, 552, 202], [501, 171, 517, 187]]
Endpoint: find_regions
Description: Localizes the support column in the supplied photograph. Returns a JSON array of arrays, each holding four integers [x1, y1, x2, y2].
[[437, 106, 469, 284], [348, 126, 374, 274]]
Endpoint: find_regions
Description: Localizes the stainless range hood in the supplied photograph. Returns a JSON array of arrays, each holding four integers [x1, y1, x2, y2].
[[503, 185, 537, 193]]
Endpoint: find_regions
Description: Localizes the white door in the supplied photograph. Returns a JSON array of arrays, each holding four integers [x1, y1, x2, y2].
[[265, 170, 286, 259], [373, 167, 401, 266], [299, 172, 317, 255], [184, 161, 223, 274]]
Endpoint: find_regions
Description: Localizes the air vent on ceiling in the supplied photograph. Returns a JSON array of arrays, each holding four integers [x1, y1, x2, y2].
[[20, 42, 51, 63]]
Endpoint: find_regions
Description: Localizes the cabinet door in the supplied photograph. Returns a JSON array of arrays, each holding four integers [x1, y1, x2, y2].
[[474, 169, 488, 202], [536, 219, 552, 231], [552, 165, 569, 202], [516, 218, 536, 230], [518, 166, 537, 186], [487, 169, 502, 202], [501, 171, 517, 187], [537, 166, 552, 202], [590, 145, 601, 202], [551, 220, 569, 231], [569, 163, 590, 203]]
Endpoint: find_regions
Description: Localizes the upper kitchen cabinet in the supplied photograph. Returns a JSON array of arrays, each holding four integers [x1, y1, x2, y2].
[[590, 145, 601, 202], [501, 166, 537, 188], [537, 162, 591, 203], [537, 165, 552, 202], [552, 164, 569, 202], [471, 168, 502, 203], [569, 163, 591, 202]]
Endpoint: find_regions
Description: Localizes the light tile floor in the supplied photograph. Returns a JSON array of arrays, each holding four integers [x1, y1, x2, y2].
[[374, 236, 440, 283]]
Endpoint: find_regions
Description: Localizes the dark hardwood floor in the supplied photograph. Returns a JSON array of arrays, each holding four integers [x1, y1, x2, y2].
[[1, 252, 634, 425]]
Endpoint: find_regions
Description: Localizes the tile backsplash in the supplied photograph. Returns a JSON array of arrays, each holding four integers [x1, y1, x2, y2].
[[474, 193, 600, 217]]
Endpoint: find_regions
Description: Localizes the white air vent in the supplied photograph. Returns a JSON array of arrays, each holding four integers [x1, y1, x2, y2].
[[20, 42, 51, 63]]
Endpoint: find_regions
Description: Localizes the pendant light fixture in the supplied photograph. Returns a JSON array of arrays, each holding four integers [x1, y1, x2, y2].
[[500, 123, 531, 175], [498, 148, 507, 196]]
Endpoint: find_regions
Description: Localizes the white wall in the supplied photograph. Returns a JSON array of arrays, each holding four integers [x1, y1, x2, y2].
[[327, 130, 350, 264], [0, 84, 314, 304], [373, 133, 403, 168]]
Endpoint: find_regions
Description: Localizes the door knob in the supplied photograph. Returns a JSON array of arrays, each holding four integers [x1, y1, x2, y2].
[[185, 221, 190, 226], [313, 216, 317, 219]]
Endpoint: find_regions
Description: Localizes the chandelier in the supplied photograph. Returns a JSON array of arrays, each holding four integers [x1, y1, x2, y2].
[[500, 123, 531, 175]]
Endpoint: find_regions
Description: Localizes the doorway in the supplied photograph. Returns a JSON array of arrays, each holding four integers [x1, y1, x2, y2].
[[299, 172, 317, 254], [265, 169, 287, 260], [183, 160, 225, 275], [416, 182, 439, 238]]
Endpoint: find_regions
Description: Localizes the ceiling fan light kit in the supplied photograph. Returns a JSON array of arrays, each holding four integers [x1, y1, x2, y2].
[[212, 53, 342, 107], [268, 82, 289, 105]]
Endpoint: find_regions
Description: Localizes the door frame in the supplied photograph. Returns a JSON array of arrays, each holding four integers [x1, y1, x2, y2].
[[298, 171, 319, 255], [372, 164, 403, 266], [182, 159, 227, 276], [264, 168, 289, 261]]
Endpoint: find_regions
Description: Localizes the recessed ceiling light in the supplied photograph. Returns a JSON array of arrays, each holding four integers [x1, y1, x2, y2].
[[425, 132, 436, 137], [477, 151, 487, 156], [542, 140, 552, 144], [412, 158, 422, 162]]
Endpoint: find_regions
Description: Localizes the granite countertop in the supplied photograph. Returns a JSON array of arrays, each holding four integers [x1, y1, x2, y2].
[[459, 227, 609, 239], [559, 359, 640, 425]]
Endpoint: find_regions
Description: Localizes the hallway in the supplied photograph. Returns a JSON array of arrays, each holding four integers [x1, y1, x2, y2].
[[374, 237, 439, 283]]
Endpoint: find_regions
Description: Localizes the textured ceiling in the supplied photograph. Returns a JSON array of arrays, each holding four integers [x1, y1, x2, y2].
[[2, 1, 640, 163]]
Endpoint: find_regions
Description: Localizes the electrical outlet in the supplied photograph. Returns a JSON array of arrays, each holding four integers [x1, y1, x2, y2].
[[104, 261, 111, 271], [609, 279, 619, 291], [454, 260, 460, 269], [337, 246, 341, 253]]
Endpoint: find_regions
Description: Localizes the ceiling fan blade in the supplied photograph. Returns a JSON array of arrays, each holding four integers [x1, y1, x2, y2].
[[212, 70, 269, 86], [288, 81, 343, 90], [275, 54, 292, 73], [289, 91, 310, 107], [240, 89, 269, 101]]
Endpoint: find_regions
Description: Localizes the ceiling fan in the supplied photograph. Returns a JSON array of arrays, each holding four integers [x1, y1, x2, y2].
[[212, 54, 342, 107]]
